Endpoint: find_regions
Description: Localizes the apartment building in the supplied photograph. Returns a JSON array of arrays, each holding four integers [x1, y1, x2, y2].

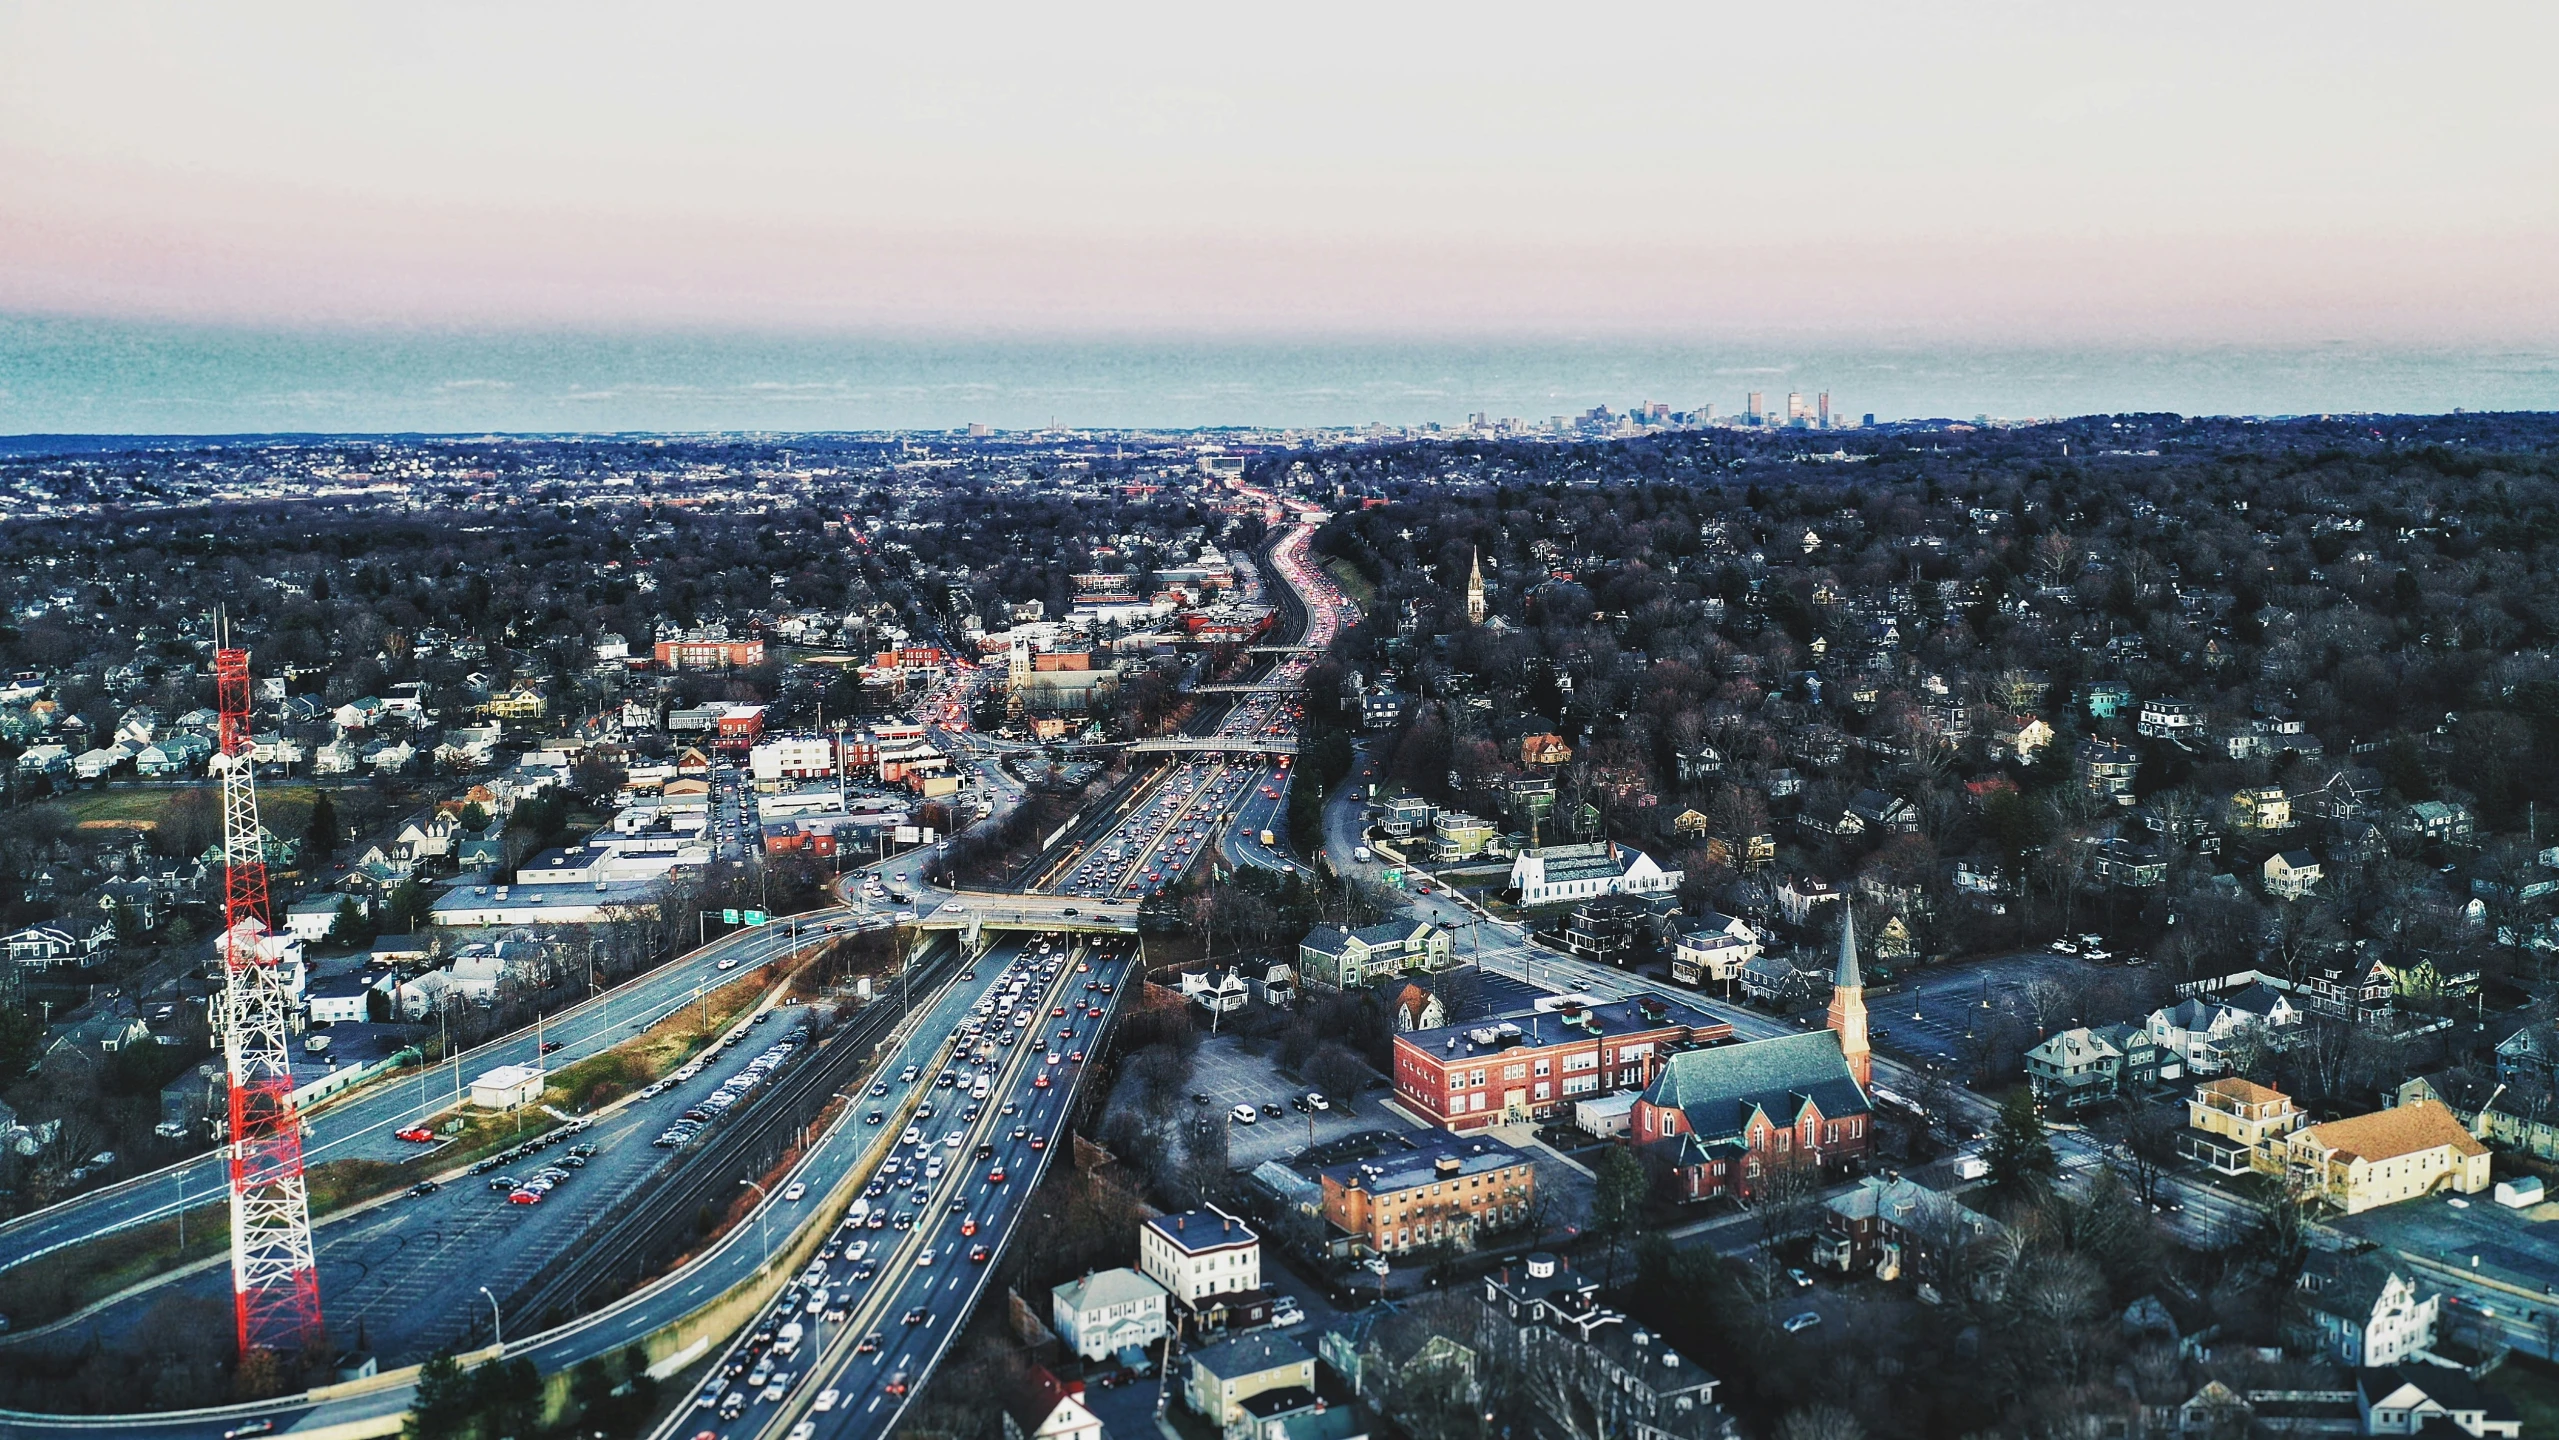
[[1390, 993, 1733, 1132]]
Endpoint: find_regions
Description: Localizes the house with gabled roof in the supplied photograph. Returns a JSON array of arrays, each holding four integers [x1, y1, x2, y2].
[[1298, 919, 1451, 993], [2287, 1100, 2491, 1215]]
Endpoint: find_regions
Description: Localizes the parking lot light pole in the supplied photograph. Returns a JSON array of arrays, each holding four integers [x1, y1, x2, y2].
[[479, 1285, 503, 1350]]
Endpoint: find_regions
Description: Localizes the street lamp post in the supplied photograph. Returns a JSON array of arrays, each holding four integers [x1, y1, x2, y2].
[[479, 1285, 503, 1350]]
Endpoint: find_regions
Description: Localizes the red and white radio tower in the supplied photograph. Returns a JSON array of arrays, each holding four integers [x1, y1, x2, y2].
[[214, 633, 323, 1357]]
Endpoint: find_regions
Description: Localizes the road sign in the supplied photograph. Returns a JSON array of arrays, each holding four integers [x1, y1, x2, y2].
[[743, 910, 768, 926], [722, 908, 741, 924]]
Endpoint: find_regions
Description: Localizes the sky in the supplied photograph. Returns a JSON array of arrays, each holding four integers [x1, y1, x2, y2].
[[2, 2, 2556, 345]]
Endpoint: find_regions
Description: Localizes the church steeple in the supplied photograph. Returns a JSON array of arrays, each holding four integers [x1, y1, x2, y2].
[[1827, 906, 1871, 1089], [1466, 547, 1487, 625]]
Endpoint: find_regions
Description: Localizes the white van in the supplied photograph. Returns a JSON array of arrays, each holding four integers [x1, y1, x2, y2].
[[971, 1080, 991, 1101], [774, 1321, 804, 1359]]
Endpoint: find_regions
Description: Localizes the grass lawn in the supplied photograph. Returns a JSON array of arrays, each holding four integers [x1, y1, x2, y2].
[[2496, 1355, 2559, 1434], [49, 784, 318, 837], [1324, 557, 1377, 614]]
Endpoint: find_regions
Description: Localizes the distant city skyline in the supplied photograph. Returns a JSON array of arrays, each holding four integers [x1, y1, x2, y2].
[[3, 3, 2555, 346]]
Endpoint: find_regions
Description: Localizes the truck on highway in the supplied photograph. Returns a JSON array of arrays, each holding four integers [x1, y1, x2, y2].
[[1260, 829, 1276, 846]]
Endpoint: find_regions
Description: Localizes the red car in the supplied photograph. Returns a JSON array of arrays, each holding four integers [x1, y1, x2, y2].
[[1028, 1135, 1048, 1151], [507, 1189, 542, 1205], [1032, 1074, 1050, 1090], [394, 1127, 437, 1144], [988, 1166, 1008, 1183]]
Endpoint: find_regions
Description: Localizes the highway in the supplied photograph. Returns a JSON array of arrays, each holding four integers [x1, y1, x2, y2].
[[0, 907, 877, 1285], [656, 933, 1134, 1440]]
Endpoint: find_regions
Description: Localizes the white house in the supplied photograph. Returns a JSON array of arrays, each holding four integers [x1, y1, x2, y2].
[[2298, 1253, 2438, 1368], [2146, 986, 2300, 1077], [1140, 1207, 1260, 1308], [284, 895, 347, 943], [2357, 1367, 2522, 1439], [1671, 911, 1761, 987], [305, 977, 373, 1027], [1050, 1267, 1168, 1360], [1000, 1369, 1104, 1440], [2264, 849, 2323, 901], [3, 919, 116, 969], [1508, 840, 1681, 909]]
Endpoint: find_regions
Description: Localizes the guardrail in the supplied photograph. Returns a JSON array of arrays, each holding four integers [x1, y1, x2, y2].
[[0, 922, 952, 1439]]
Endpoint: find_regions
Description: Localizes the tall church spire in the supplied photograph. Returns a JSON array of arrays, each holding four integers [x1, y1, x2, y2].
[[1827, 906, 1871, 1089], [1466, 547, 1487, 625]]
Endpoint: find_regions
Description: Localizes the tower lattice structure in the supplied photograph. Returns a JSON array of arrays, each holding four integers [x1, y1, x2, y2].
[[214, 644, 323, 1356]]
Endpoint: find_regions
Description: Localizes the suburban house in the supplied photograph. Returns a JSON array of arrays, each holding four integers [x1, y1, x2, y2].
[[999, 1366, 1103, 1440], [1773, 873, 1842, 927], [1670, 911, 1762, 988], [1507, 840, 1681, 909], [1389, 982, 1447, 1034], [2146, 986, 2301, 1077], [2356, 1367, 2521, 1439], [1297, 920, 1452, 993], [1050, 1267, 1168, 1361], [1186, 1332, 1317, 1436], [1140, 1208, 1261, 1311], [2023, 1021, 2163, 1112], [2180, 1076, 2307, 1175], [1631, 917, 1873, 1202], [2285, 1100, 2491, 1214], [1816, 1175, 2002, 1283], [2294, 1251, 2439, 1368], [3, 919, 117, 970], [2396, 1071, 2559, 1162], [2264, 849, 2324, 900], [1316, 1134, 1536, 1257]]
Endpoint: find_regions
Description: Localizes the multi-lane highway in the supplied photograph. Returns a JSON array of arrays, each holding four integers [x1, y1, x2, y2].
[[0, 908, 877, 1287], [656, 933, 1133, 1440]]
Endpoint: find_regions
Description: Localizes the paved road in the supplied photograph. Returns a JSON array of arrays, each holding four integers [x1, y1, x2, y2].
[[0, 908, 877, 1285], [655, 934, 1135, 1440]]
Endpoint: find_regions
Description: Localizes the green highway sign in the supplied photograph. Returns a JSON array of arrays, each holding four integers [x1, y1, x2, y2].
[[721, 908, 740, 924], [743, 910, 768, 925]]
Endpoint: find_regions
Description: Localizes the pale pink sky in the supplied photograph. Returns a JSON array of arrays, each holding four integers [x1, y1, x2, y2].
[[3, 2, 2554, 340]]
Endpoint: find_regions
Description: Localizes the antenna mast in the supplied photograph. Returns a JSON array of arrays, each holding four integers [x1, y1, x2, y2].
[[214, 621, 323, 1358]]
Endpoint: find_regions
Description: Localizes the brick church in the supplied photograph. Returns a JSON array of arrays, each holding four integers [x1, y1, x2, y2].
[[1630, 908, 1875, 1201]]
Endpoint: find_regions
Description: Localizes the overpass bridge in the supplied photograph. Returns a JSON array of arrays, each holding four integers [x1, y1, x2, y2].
[[1247, 643, 1322, 655], [1127, 736, 1299, 758], [1191, 681, 1297, 695], [909, 892, 1142, 950]]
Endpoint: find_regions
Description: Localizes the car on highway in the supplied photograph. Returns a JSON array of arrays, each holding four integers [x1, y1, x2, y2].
[[716, 957, 740, 970], [902, 1307, 930, 1326], [783, 1181, 806, 1201], [222, 1422, 278, 1440]]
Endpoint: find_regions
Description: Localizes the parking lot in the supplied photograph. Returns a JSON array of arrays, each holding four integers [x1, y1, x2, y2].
[[1180, 1034, 1403, 1171]]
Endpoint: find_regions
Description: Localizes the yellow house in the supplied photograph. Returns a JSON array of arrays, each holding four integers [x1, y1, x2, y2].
[[2180, 1076, 2304, 1175], [2286, 1100, 2491, 1215], [480, 685, 548, 721], [1673, 809, 1713, 838], [2228, 785, 2291, 831], [1185, 1332, 1315, 1428]]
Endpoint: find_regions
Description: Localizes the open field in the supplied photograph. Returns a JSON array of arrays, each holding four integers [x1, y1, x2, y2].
[[46, 783, 319, 838]]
